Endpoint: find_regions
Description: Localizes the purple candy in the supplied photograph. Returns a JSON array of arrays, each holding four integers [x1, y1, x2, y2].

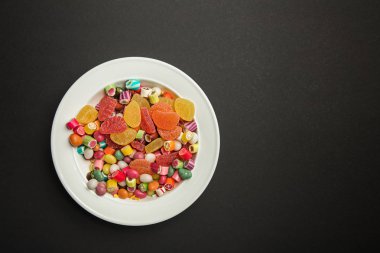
[[134, 189, 147, 199], [119, 90, 131, 104], [184, 121, 197, 132], [159, 175, 167, 185], [123, 156, 132, 163], [133, 151, 145, 160], [184, 159, 195, 170], [95, 103, 100, 110]]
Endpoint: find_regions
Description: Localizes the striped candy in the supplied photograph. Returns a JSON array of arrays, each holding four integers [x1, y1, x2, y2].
[[184, 121, 197, 132], [125, 79, 141, 90], [119, 90, 131, 104], [184, 159, 195, 170]]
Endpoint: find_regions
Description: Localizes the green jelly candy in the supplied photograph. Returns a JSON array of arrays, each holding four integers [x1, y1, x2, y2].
[[178, 168, 192, 180], [167, 166, 175, 177], [114, 150, 124, 161], [94, 170, 104, 182]]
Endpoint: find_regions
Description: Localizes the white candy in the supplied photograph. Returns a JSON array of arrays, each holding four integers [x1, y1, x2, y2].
[[189, 133, 198, 144], [152, 87, 162, 95], [156, 187, 166, 197], [173, 140, 182, 151], [84, 148, 94, 160], [177, 132, 183, 142], [145, 153, 156, 163], [109, 164, 120, 174], [87, 179, 98, 190], [116, 113, 123, 117], [140, 87, 153, 98], [117, 160, 128, 169], [118, 181, 127, 187], [140, 174, 153, 183]]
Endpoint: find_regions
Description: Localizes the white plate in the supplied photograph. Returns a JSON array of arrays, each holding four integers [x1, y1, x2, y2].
[[51, 57, 220, 225]]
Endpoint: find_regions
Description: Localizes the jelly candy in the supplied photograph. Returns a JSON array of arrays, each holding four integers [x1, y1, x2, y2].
[[149, 102, 173, 117], [140, 107, 156, 134], [115, 102, 124, 111], [104, 134, 123, 149], [145, 138, 164, 153], [131, 140, 145, 152], [76, 105, 98, 124], [129, 159, 152, 175], [98, 96, 117, 121], [157, 126, 182, 141], [131, 93, 150, 109], [155, 152, 179, 166], [152, 111, 180, 130], [123, 100, 141, 128], [174, 98, 195, 121], [159, 97, 174, 109], [110, 128, 137, 145], [100, 116, 127, 134]]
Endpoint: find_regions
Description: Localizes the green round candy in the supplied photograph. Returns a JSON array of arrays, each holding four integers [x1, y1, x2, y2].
[[138, 182, 148, 192], [167, 166, 175, 177], [114, 150, 124, 161], [93, 170, 104, 182], [178, 168, 192, 180]]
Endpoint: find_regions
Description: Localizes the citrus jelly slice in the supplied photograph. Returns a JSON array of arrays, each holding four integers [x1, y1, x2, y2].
[[76, 105, 98, 124], [174, 98, 195, 121]]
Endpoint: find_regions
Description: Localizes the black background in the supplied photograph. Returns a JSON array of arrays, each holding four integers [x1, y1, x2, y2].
[[1, 0, 379, 252]]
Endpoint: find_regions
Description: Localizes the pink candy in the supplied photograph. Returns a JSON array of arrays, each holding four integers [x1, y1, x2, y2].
[[94, 151, 104, 160], [158, 166, 169, 176], [94, 159, 104, 170], [93, 131, 105, 142], [66, 118, 79, 130], [74, 125, 85, 136], [133, 151, 144, 160], [159, 175, 167, 185], [172, 170, 182, 182], [111, 170, 126, 182], [126, 169, 139, 179], [134, 189, 147, 199], [179, 148, 192, 161]]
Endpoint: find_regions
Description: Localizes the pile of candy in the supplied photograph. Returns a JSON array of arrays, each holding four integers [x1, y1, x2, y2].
[[66, 80, 199, 200]]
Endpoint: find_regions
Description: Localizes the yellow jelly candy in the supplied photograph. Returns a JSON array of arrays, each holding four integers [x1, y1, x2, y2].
[[76, 105, 98, 124], [174, 98, 195, 121], [131, 94, 151, 109], [159, 97, 174, 109], [110, 128, 137, 145], [145, 138, 164, 153], [124, 100, 141, 128]]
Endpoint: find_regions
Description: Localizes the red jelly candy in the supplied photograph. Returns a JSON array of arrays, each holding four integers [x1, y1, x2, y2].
[[157, 126, 182, 141], [156, 152, 179, 166], [131, 140, 145, 152], [152, 111, 180, 130], [98, 96, 117, 121], [100, 116, 127, 134], [129, 159, 152, 175], [140, 107, 156, 134]]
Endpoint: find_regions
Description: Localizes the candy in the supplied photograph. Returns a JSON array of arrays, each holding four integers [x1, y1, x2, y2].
[[138, 182, 148, 192], [131, 93, 150, 109], [77, 145, 85, 155], [123, 156, 132, 163], [94, 150, 104, 160], [115, 87, 124, 97], [173, 140, 182, 151], [99, 141, 107, 148], [155, 152, 179, 166], [159, 175, 167, 185], [103, 147, 115, 155], [96, 182, 107, 196], [84, 148, 94, 160], [184, 159, 195, 170], [123, 100, 141, 128], [145, 138, 164, 153], [150, 163, 160, 174], [87, 179, 98, 190], [181, 130, 193, 144], [140, 107, 156, 134], [110, 128, 136, 145], [148, 181, 159, 191], [126, 177, 137, 187], [148, 91, 159, 104], [164, 178, 175, 191], [111, 170, 126, 182], [158, 166, 169, 176], [117, 160, 128, 169], [152, 173, 160, 180], [156, 187, 166, 197], [118, 188, 129, 199], [126, 169, 139, 179], [106, 179, 118, 193], [93, 144, 100, 151], [119, 90, 132, 104], [76, 105, 98, 124], [104, 84, 116, 96], [82, 135, 97, 148], [102, 164, 111, 175], [157, 126, 182, 141], [66, 118, 80, 130], [152, 111, 180, 130], [73, 125, 85, 136], [140, 87, 153, 98], [174, 98, 195, 121], [178, 168, 192, 180], [167, 166, 175, 177], [152, 87, 162, 95], [136, 129, 145, 140], [172, 159, 184, 169], [149, 102, 173, 117], [145, 153, 156, 163], [178, 148, 192, 160], [171, 170, 182, 182], [98, 96, 117, 121], [93, 131, 104, 142], [162, 90, 174, 99], [133, 151, 144, 160], [189, 133, 199, 145], [134, 189, 147, 199], [163, 141, 175, 151], [189, 144, 199, 153], [129, 159, 152, 175], [125, 79, 141, 90], [114, 150, 124, 160], [84, 122, 97, 135], [94, 170, 104, 182], [104, 154, 117, 164], [184, 120, 197, 132], [131, 141, 145, 152], [140, 174, 153, 183], [69, 134, 83, 147], [94, 159, 104, 170], [100, 116, 127, 134], [121, 145, 134, 156]]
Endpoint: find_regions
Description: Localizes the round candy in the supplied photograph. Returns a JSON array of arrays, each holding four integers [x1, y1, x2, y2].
[[114, 150, 124, 160], [133, 151, 145, 160], [117, 160, 128, 169], [104, 154, 117, 164], [145, 153, 156, 163], [126, 169, 139, 179], [148, 181, 159, 191], [102, 164, 111, 175], [118, 188, 129, 199], [84, 148, 94, 160], [134, 189, 147, 199], [106, 179, 118, 193], [178, 168, 192, 180], [87, 179, 98, 190], [96, 182, 107, 196], [69, 134, 83, 147], [140, 174, 153, 183]]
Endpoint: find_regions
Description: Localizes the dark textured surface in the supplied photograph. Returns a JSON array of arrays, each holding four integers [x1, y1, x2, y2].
[[1, 0, 379, 251]]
